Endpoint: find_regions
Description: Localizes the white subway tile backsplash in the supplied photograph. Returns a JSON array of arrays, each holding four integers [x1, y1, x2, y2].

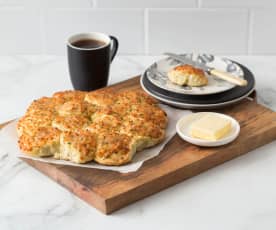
[[201, 0, 276, 8], [96, 0, 197, 8], [0, 9, 41, 54], [250, 9, 276, 54], [0, 0, 93, 8], [44, 9, 144, 55], [38, 0, 93, 8], [44, 9, 89, 54], [148, 9, 248, 54], [0, 1, 275, 55], [87, 9, 144, 54], [0, 0, 18, 6]]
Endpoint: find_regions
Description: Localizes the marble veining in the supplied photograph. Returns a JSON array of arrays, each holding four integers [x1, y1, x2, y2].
[[257, 88, 276, 110], [0, 55, 276, 230]]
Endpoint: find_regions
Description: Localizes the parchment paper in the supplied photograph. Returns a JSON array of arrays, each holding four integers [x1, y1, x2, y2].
[[0, 105, 191, 173]]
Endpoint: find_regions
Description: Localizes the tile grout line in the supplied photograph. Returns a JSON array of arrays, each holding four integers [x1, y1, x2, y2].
[[198, 0, 202, 8], [92, 0, 97, 8], [137, 7, 251, 12], [247, 9, 253, 55], [144, 8, 149, 55]]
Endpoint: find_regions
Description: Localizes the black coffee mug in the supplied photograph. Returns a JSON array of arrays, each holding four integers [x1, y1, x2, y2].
[[67, 32, 119, 91]]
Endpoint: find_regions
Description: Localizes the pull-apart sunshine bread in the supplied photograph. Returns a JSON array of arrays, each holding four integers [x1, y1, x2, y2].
[[17, 89, 168, 165]]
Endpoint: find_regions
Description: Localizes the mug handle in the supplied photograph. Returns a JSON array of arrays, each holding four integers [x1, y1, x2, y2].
[[109, 35, 119, 62]]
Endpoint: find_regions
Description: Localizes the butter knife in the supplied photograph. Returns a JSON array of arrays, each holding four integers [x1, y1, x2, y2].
[[164, 52, 248, 87]]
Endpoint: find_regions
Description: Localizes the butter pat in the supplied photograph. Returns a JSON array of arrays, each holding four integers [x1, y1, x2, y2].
[[190, 114, 232, 141]]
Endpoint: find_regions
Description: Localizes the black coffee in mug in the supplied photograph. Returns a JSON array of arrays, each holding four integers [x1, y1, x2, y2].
[[72, 39, 106, 49], [67, 33, 119, 91]]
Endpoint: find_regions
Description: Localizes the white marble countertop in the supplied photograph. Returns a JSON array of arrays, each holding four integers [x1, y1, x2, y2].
[[0, 55, 276, 230]]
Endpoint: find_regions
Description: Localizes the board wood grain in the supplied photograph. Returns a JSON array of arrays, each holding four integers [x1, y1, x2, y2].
[[1, 76, 276, 214]]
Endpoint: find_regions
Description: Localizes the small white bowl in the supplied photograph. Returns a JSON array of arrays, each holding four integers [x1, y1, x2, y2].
[[176, 112, 240, 147]]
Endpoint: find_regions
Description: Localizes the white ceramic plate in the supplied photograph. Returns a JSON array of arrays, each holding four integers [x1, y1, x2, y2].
[[146, 53, 244, 95], [140, 75, 255, 109], [176, 112, 240, 147]]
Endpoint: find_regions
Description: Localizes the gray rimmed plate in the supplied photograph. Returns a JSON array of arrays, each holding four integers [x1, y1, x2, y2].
[[140, 61, 255, 109], [146, 53, 244, 95]]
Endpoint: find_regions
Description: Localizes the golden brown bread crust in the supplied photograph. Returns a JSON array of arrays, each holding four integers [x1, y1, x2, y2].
[[85, 89, 115, 107], [168, 64, 208, 87], [94, 132, 135, 165], [173, 65, 205, 76], [18, 127, 60, 157], [58, 130, 97, 163], [53, 90, 86, 102], [17, 89, 168, 165]]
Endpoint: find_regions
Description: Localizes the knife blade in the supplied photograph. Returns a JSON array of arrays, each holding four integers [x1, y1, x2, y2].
[[164, 52, 211, 72], [164, 52, 248, 86]]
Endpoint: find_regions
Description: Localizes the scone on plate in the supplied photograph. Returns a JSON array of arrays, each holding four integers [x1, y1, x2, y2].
[[168, 64, 208, 87]]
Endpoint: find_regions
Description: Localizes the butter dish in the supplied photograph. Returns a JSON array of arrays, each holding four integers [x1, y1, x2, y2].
[[176, 112, 240, 147]]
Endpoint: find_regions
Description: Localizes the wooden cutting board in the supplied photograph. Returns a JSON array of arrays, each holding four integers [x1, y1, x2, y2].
[[1, 76, 276, 214]]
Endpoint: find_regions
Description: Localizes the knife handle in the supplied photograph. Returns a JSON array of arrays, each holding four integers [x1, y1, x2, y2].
[[209, 69, 248, 86]]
